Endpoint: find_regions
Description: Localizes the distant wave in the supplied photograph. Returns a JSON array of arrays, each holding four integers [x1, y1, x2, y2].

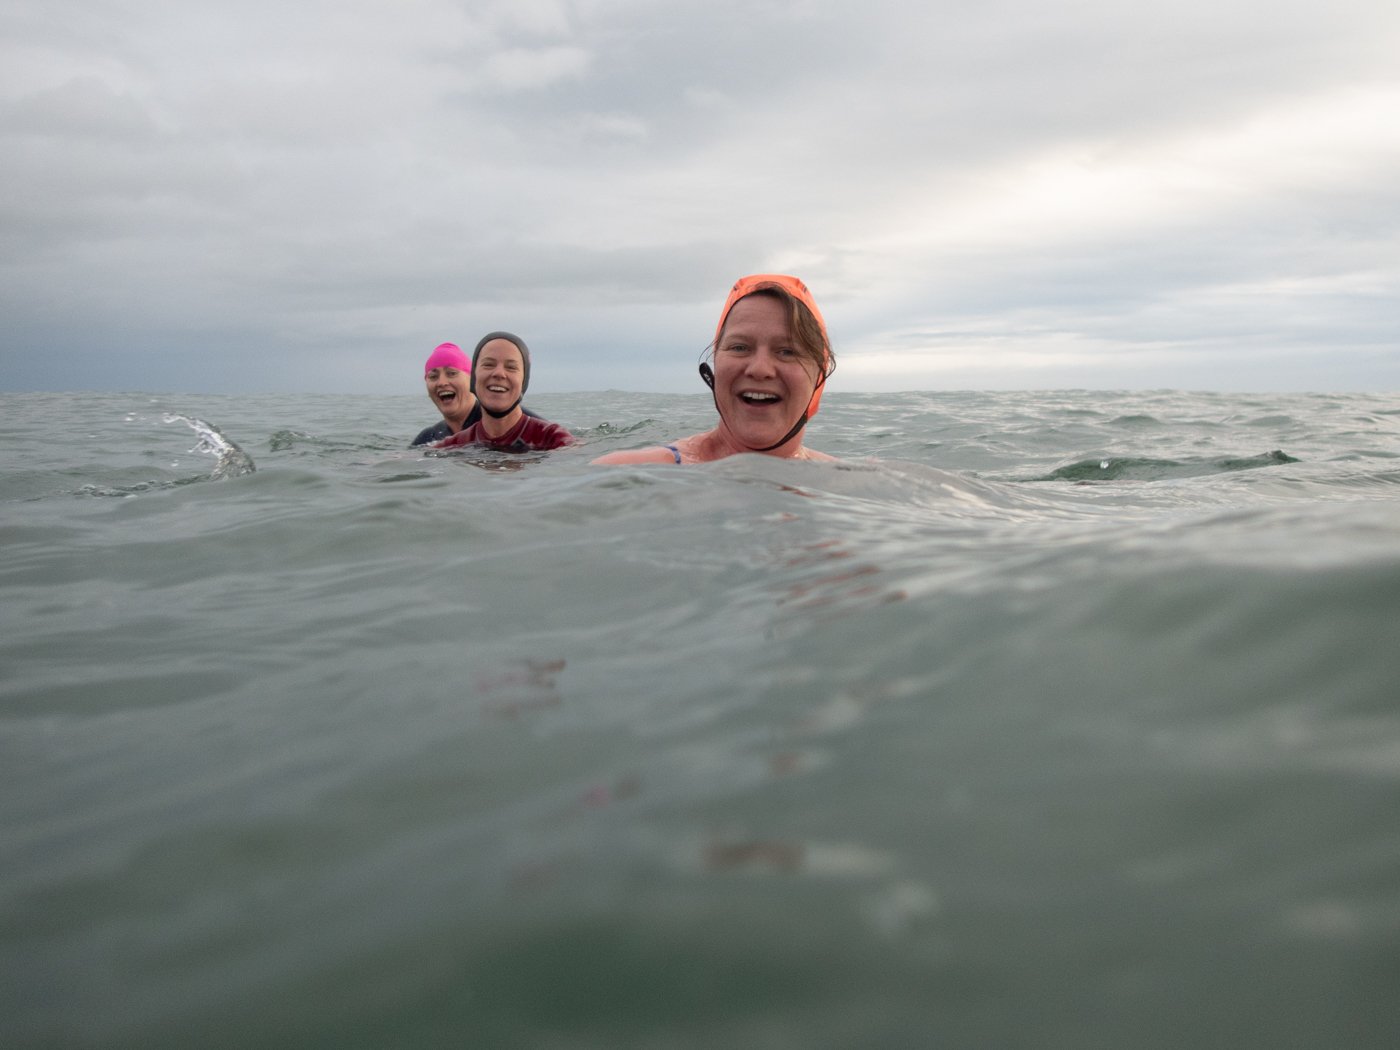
[[1035, 449, 1298, 483]]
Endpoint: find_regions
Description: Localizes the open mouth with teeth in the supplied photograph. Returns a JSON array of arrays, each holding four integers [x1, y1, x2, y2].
[[738, 391, 782, 406], [435, 388, 459, 405]]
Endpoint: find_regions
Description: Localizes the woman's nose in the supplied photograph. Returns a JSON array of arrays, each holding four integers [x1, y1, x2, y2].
[[745, 347, 779, 376]]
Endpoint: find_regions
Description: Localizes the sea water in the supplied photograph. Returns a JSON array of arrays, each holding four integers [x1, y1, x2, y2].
[[3, 389, 1399, 1048]]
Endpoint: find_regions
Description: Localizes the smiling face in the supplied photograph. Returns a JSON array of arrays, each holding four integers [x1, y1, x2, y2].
[[712, 293, 822, 452], [425, 365, 474, 426], [474, 338, 526, 416]]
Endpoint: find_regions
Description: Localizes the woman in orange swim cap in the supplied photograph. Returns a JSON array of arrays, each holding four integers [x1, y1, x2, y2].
[[593, 274, 837, 465]]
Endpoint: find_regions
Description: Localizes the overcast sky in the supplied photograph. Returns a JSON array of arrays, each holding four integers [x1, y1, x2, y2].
[[3, 0, 1398, 395]]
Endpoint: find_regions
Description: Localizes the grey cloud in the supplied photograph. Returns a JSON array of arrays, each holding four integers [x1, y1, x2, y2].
[[2, 0, 1398, 395]]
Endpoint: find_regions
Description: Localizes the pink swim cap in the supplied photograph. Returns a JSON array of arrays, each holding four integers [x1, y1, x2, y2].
[[424, 342, 471, 376]]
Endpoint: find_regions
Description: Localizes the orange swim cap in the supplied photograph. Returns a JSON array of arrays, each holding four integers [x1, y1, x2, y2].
[[714, 274, 830, 418]]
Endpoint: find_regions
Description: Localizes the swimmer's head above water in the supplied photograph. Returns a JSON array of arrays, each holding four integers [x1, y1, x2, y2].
[[593, 273, 838, 466], [701, 274, 835, 449], [470, 331, 532, 419], [423, 342, 475, 429]]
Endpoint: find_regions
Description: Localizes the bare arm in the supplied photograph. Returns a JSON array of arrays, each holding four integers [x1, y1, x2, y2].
[[591, 446, 683, 465]]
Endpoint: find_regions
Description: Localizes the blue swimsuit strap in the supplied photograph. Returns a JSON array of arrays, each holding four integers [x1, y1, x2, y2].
[[664, 444, 681, 464]]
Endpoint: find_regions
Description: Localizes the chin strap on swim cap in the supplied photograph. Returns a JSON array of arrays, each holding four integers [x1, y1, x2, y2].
[[698, 361, 821, 454], [480, 401, 519, 419], [754, 414, 812, 453], [752, 369, 827, 452]]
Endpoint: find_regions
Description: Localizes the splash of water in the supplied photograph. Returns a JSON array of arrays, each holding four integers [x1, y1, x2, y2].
[[164, 414, 256, 478]]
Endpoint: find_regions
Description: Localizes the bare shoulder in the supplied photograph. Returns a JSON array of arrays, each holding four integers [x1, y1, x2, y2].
[[593, 431, 717, 465], [801, 448, 837, 462], [591, 446, 682, 466]]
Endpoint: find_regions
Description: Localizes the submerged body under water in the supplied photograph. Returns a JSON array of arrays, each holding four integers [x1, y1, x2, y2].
[[3, 388, 1399, 1048]]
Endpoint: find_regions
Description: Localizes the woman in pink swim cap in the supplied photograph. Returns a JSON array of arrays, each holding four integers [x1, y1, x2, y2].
[[411, 343, 477, 446], [593, 274, 837, 465]]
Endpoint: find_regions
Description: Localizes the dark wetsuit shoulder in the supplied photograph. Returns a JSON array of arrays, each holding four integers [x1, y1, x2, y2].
[[411, 420, 453, 447]]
